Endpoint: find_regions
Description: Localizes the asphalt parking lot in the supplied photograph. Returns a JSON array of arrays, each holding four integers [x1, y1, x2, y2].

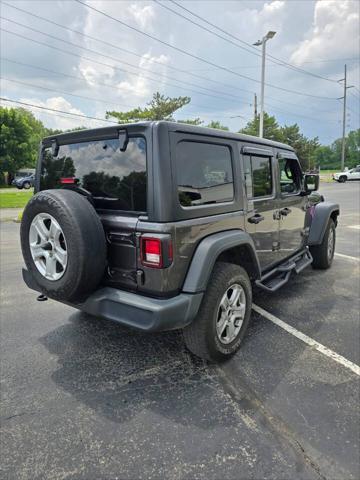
[[1, 182, 359, 480]]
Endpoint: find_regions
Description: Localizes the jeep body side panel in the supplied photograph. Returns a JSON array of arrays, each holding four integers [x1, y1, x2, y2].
[[307, 201, 340, 245], [183, 230, 261, 293], [136, 210, 247, 296]]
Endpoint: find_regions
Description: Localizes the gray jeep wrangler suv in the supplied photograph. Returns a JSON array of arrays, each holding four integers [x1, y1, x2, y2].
[[21, 121, 339, 361]]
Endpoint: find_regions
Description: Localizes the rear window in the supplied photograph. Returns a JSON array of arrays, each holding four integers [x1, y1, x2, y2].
[[40, 137, 147, 212], [176, 141, 234, 207]]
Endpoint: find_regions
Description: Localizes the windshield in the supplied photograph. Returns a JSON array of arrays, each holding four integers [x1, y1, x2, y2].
[[40, 137, 147, 212]]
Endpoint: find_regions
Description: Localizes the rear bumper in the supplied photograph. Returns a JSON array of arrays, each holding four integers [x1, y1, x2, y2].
[[22, 268, 203, 332]]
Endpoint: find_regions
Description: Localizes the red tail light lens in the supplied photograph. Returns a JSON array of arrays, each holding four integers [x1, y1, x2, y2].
[[60, 177, 76, 184], [140, 236, 173, 269], [141, 237, 162, 268]]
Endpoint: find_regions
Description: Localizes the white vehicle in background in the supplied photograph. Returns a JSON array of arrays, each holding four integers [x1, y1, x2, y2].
[[333, 166, 360, 183]]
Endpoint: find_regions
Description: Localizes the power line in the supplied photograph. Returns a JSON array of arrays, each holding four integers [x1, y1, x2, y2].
[[1, 55, 343, 127], [264, 101, 339, 124], [0, 77, 138, 110], [0, 57, 228, 113], [0, 22, 247, 104], [0, 14, 323, 116], [0, 1, 253, 95], [1, 4, 341, 115], [74, 0, 337, 100], [0, 26, 244, 103], [0, 97, 117, 123], [166, 0, 339, 84]]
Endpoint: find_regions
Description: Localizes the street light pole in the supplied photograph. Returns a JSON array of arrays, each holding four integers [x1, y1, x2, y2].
[[254, 31, 276, 138]]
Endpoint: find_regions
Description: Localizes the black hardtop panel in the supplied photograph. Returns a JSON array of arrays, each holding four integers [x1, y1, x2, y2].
[[42, 120, 294, 152], [164, 121, 294, 152], [42, 122, 152, 147]]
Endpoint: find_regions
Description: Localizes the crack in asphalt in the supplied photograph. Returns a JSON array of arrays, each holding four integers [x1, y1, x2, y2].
[[214, 365, 329, 480]]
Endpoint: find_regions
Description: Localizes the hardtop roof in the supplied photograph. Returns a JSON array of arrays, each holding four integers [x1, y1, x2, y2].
[[43, 120, 294, 152]]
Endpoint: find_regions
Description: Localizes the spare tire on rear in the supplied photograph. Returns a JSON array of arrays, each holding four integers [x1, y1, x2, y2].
[[21, 189, 107, 302]]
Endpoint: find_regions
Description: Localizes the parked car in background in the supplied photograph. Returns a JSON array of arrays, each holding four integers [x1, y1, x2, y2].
[[12, 170, 35, 189], [333, 166, 360, 182]]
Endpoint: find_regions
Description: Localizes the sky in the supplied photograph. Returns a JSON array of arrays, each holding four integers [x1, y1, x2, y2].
[[0, 0, 359, 144]]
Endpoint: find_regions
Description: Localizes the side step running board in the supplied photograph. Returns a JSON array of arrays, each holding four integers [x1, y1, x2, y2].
[[256, 249, 313, 293]]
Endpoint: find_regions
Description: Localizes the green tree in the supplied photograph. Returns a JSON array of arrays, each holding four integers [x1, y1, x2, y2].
[[345, 129, 360, 167], [313, 145, 335, 169], [240, 113, 282, 141], [206, 120, 229, 131], [280, 124, 319, 170], [177, 118, 203, 125], [0, 107, 35, 179], [106, 92, 191, 123]]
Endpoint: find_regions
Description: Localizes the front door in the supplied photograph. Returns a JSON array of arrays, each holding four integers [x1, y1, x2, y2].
[[243, 151, 279, 269], [277, 155, 307, 261]]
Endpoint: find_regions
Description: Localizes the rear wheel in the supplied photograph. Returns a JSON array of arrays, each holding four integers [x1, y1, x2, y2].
[[23, 181, 31, 189], [183, 262, 252, 362], [310, 218, 336, 269]]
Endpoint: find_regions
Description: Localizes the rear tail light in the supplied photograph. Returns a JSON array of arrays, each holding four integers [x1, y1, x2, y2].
[[60, 177, 76, 184], [140, 236, 173, 269]]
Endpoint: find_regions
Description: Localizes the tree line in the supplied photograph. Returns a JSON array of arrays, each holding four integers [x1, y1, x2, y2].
[[1, 92, 359, 182]]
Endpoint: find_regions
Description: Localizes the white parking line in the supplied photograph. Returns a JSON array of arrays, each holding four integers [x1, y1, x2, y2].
[[335, 252, 360, 262], [252, 304, 360, 377]]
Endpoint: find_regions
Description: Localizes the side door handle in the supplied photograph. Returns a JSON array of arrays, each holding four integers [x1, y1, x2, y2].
[[280, 207, 291, 216], [248, 213, 265, 224]]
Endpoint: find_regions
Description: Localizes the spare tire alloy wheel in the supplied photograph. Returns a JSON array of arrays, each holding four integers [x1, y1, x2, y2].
[[21, 189, 107, 302], [29, 213, 67, 281]]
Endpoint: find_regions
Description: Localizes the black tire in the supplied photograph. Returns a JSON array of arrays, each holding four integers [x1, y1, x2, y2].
[[23, 182, 31, 189], [310, 218, 336, 270], [183, 262, 252, 362], [21, 189, 107, 301], [339, 176, 347, 183]]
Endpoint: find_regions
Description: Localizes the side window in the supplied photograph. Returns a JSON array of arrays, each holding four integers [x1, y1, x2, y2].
[[176, 141, 234, 207], [243, 155, 273, 198], [278, 158, 302, 194]]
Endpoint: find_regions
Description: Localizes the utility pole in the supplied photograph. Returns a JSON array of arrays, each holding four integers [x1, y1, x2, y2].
[[253, 31, 276, 138], [338, 64, 354, 171], [254, 93, 258, 121]]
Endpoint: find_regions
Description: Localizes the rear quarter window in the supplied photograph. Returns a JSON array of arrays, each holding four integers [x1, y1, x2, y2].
[[176, 141, 234, 207]]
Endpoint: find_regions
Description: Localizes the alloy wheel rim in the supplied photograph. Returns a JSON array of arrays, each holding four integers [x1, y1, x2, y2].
[[216, 283, 246, 345], [29, 213, 68, 281], [327, 227, 334, 261]]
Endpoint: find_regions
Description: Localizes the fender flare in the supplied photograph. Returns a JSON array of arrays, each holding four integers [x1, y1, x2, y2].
[[307, 201, 340, 246], [182, 230, 261, 293]]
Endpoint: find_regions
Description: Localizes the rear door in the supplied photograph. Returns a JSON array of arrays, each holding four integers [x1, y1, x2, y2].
[[242, 146, 279, 269], [276, 152, 307, 261]]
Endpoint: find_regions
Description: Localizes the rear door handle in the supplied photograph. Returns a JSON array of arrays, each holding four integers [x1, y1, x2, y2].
[[248, 213, 265, 224], [280, 207, 291, 216]]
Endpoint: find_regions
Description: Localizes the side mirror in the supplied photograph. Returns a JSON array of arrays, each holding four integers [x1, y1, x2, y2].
[[303, 173, 319, 194]]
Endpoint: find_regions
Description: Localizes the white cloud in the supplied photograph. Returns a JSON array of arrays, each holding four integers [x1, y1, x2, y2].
[[127, 3, 155, 30], [18, 96, 103, 130], [290, 0, 359, 65]]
